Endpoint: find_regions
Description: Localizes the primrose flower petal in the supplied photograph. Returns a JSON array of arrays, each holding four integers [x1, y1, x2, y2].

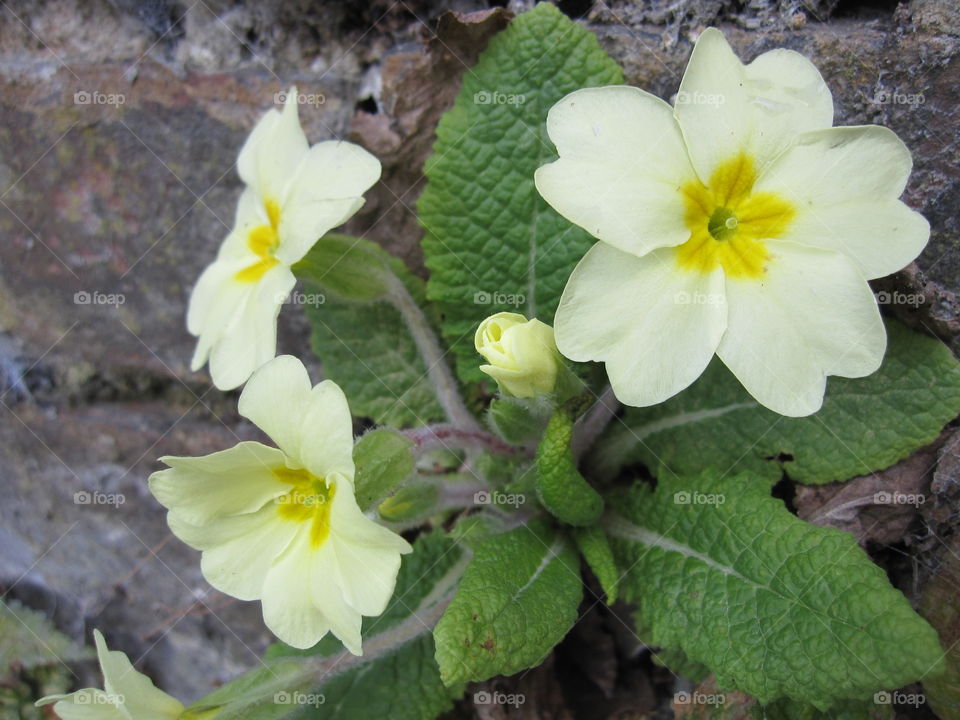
[[534, 86, 694, 256], [538, 29, 929, 417], [189, 87, 382, 391], [475, 312, 559, 398], [556, 243, 727, 407], [676, 27, 833, 181], [149, 356, 411, 652], [36, 630, 183, 720]]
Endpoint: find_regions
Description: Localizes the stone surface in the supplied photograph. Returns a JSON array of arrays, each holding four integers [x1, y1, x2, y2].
[[0, 0, 958, 714]]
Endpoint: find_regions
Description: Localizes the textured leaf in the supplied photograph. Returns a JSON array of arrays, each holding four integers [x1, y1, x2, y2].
[[434, 520, 582, 684], [535, 408, 604, 526], [354, 428, 415, 511], [192, 533, 468, 720], [606, 472, 944, 708], [0, 599, 91, 674], [293, 233, 393, 302], [418, 2, 624, 382], [573, 525, 619, 603], [592, 320, 960, 485], [302, 238, 445, 428]]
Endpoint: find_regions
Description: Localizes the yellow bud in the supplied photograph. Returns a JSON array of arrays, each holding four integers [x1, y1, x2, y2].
[[475, 312, 559, 398]]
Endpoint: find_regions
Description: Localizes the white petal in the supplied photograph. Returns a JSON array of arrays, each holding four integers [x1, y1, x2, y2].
[[238, 355, 313, 461], [261, 529, 331, 649], [275, 141, 379, 263], [38, 692, 127, 720], [717, 241, 886, 417], [329, 481, 412, 553], [536, 86, 694, 256], [237, 88, 308, 203], [94, 630, 184, 720], [205, 267, 295, 391], [180, 506, 300, 601], [298, 381, 356, 481], [554, 242, 727, 407], [676, 28, 833, 182], [186, 254, 255, 357], [150, 442, 290, 526], [311, 546, 364, 655], [328, 536, 403, 618], [754, 126, 928, 279]]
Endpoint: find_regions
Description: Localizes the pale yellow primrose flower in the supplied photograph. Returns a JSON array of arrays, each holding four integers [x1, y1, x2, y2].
[[535, 29, 929, 417], [475, 312, 559, 398], [149, 355, 411, 653], [188, 87, 381, 391], [36, 629, 184, 720]]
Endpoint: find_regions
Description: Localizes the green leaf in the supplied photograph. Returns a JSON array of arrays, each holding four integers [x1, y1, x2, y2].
[[301, 237, 445, 428], [488, 396, 550, 445], [293, 233, 393, 302], [434, 519, 582, 684], [418, 2, 624, 383], [535, 408, 604, 526], [757, 697, 894, 720], [573, 525, 619, 603], [0, 599, 92, 674], [378, 482, 440, 523], [606, 472, 944, 708], [354, 428, 416, 511], [190, 533, 468, 720], [592, 320, 960, 484]]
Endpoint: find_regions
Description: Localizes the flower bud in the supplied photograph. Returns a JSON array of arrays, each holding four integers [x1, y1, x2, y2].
[[475, 312, 559, 398]]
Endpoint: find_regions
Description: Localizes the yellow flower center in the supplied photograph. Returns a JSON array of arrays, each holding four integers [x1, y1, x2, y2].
[[273, 466, 335, 548], [235, 199, 282, 283], [675, 153, 794, 279]]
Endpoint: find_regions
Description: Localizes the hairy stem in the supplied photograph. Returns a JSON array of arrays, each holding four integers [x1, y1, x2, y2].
[[403, 423, 528, 458], [386, 275, 480, 432], [571, 385, 621, 461]]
